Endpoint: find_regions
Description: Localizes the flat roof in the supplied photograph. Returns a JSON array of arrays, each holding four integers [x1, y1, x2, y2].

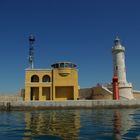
[[25, 68, 52, 71]]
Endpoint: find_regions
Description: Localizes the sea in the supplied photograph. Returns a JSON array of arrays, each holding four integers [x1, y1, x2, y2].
[[0, 108, 140, 140]]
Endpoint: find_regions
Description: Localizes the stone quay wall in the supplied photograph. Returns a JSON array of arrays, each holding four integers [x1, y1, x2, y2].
[[0, 95, 23, 102], [0, 100, 140, 111]]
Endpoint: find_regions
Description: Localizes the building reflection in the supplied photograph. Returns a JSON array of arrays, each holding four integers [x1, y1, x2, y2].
[[22, 108, 138, 140], [23, 110, 80, 139]]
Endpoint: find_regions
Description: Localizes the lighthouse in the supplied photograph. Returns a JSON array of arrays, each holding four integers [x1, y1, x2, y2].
[[112, 37, 134, 100]]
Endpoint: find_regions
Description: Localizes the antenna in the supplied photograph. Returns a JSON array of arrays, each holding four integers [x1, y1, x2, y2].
[[28, 34, 35, 69]]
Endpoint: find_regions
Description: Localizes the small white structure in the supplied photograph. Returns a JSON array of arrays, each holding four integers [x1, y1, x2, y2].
[[112, 37, 134, 100]]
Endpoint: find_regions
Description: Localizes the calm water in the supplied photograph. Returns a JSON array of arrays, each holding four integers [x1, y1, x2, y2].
[[0, 108, 140, 140]]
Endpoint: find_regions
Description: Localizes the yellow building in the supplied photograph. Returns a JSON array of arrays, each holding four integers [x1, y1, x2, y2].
[[24, 61, 79, 101]]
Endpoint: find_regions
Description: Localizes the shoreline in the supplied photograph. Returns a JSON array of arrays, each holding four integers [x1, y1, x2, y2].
[[0, 100, 140, 111]]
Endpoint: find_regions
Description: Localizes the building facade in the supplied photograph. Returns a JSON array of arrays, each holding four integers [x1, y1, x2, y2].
[[24, 62, 79, 101]]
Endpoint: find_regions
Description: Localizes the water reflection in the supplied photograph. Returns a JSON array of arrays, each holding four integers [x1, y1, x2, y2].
[[113, 109, 137, 140], [1, 108, 140, 140], [24, 110, 80, 139], [79, 108, 137, 140], [23, 109, 138, 140], [113, 110, 121, 140]]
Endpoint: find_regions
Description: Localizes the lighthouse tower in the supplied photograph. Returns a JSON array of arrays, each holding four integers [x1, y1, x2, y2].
[[112, 37, 134, 100]]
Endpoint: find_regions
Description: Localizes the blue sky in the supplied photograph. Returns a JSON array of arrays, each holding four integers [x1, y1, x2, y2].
[[0, 0, 140, 94]]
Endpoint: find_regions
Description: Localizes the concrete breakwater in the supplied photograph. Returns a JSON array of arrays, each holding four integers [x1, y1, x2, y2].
[[0, 100, 140, 111]]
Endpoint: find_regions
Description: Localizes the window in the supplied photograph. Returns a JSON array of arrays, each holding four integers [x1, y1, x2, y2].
[[65, 63, 69, 68], [31, 75, 39, 82], [42, 75, 51, 82], [60, 63, 65, 68]]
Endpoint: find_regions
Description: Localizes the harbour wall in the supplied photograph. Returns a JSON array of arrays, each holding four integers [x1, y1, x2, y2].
[[0, 95, 23, 102], [79, 88, 140, 100], [1, 100, 140, 111]]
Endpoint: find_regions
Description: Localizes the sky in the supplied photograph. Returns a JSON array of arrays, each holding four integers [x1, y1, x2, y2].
[[0, 0, 140, 94]]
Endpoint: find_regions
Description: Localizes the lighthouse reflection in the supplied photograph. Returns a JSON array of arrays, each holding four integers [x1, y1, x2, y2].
[[113, 110, 121, 140], [113, 109, 135, 140]]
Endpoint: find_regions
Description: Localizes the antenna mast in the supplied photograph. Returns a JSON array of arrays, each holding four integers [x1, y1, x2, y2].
[[28, 34, 35, 69]]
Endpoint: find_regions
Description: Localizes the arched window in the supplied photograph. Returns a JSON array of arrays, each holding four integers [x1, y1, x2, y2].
[[42, 75, 51, 82], [31, 75, 39, 82]]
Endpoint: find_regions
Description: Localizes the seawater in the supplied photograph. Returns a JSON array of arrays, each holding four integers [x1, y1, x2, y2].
[[0, 108, 140, 140]]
